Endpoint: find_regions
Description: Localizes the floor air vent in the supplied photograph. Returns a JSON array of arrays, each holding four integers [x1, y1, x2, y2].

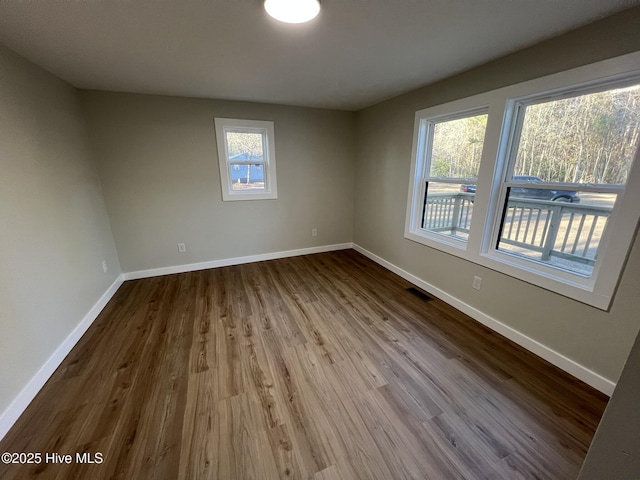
[[406, 287, 432, 302]]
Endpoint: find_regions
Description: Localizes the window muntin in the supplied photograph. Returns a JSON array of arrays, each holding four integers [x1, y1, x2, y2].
[[414, 111, 488, 244], [214, 118, 277, 201], [494, 83, 640, 278]]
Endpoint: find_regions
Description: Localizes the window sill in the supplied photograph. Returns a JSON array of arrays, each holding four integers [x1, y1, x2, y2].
[[406, 229, 611, 309], [221, 190, 278, 202], [405, 229, 468, 255]]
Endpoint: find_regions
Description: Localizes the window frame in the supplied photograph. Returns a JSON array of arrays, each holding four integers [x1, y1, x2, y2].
[[405, 51, 640, 310], [488, 80, 638, 284], [405, 102, 490, 254], [214, 118, 278, 201]]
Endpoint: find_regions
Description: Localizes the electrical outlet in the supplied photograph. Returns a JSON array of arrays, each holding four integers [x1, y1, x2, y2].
[[101, 260, 108, 273], [472, 276, 482, 291], [177, 243, 186, 253], [311, 228, 318, 237]]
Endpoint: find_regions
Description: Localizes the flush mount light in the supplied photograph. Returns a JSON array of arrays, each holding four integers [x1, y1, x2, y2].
[[264, 0, 320, 24]]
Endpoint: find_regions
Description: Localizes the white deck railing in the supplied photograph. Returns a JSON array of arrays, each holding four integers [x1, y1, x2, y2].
[[423, 193, 612, 267]]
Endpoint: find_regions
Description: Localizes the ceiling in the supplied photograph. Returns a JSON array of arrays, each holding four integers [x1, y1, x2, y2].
[[0, 0, 638, 111]]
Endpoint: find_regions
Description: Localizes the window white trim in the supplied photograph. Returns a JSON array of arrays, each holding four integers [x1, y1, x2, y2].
[[214, 118, 278, 201], [405, 100, 490, 253], [405, 51, 640, 310]]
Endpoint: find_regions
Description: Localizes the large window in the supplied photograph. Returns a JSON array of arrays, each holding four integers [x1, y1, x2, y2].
[[420, 111, 487, 244], [494, 84, 640, 278], [405, 52, 640, 309], [214, 118, 278, 201], [406, 104, 488, 252]]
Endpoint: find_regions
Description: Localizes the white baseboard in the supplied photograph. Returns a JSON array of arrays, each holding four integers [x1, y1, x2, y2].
[[0, 275, 125, 442], [352, 243, 616, 396], [122, 243, 353, 280]]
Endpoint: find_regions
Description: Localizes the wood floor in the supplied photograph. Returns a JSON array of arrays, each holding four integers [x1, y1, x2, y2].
[[0, 250, 607, 479]]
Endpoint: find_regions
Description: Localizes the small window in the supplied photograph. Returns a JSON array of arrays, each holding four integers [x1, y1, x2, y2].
[[493, 83, 640, 278], [214, 118, 277, 201], [406, 108, 488, 248]]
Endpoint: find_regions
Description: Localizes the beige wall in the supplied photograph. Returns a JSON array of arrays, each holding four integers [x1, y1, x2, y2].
[[0, 46, 121, 413], [80, 91, 355, 273], [353, 7, 640, 383]]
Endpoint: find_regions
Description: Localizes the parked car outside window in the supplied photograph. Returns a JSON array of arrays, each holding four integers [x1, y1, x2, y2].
[[460, 176, 580, 202]]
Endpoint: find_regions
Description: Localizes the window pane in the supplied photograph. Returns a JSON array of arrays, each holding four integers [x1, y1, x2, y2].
[[513, 84, 640, 184], [497, 189, 617, 277], [225, 131, 264, 161], [422, 182, 475, 241], [429, 114, 487, 178], [229, 163, 265, 191]]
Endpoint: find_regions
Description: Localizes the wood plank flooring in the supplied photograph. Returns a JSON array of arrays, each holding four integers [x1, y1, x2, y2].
[[0, 250, 608, 479]]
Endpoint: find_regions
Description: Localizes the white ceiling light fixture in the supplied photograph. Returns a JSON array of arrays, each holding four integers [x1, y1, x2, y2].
[[264, 0, 320, 24]]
